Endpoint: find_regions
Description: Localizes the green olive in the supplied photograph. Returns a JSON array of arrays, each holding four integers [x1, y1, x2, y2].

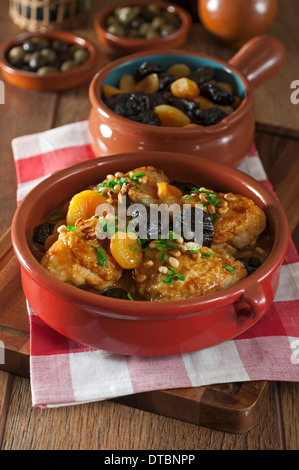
[[139, 22, 152, 37], [147, 5, 161, 16], [30, 37, 50, 50], [40, 48, 57, 64], [145, 28, 160, 39], [8, 46, 26, 65], [60, 60, 77, 72], [105, 15, 119, 27], [37, 66, 59, 75], [107, 23, 126, 37], [151, 16, 166, 30], [160, 24, 175, 37], [116, 6, 140, 25], [73, 48, 89, 65]]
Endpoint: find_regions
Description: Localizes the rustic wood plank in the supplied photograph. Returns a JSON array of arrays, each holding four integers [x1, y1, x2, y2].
[[0, 372, 14, 449], [277, 382, 299, 450]]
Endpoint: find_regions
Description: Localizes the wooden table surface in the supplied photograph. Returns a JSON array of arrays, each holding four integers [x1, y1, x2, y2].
[[0, 0, 298, 450]]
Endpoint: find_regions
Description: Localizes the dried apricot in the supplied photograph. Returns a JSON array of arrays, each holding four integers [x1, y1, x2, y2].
[[166, 63, 191, 80], [157, 182, 183, 198], [102, 84, 125, 98], [134, 73, 160, 94], [154, 104, 191, 127], [110, 231, 142, 269], [119, 73, 136, 92], [215, 81, 234, 94], [183, 123, 202, 128], [66, 190, 107, 226], [194, 95, 215, 110], [170, 77, 199, 100]]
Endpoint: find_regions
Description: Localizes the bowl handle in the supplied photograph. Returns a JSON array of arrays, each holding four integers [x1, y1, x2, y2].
[[236, 282, 268, 319], [228, 35, 286, 89]]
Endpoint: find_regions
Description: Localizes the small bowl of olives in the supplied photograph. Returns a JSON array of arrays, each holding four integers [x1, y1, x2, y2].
[[0, 31, 101, 91], [93, 1, 192, 54]]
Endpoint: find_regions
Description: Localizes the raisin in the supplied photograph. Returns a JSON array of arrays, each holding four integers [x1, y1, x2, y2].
[[187, 66, 214, 86], [135, 62, 164, 81], [239, 257, 261, 275], [200, 82, 235, 106], [33, 223, 55, 247]]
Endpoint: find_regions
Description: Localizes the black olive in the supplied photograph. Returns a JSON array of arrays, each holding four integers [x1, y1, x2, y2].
[[239, 257, 261, 275], [102, 288, 129, 299], [172, 207, 214, 247], [200, 82, 235, 106], [33, 223, 55, 247], [170, 181, 198, 195]]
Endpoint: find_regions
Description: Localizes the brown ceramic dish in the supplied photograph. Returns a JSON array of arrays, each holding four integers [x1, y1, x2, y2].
[[198, 0, 278, 49], [11, 152, 289, 356], [93, 1, 192, 54], [0, 31, 101, 91], [88, 35, 285, 168]]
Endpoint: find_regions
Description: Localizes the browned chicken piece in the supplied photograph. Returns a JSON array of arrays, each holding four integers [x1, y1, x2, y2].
[[134, 245, 247, 302], [211, 192, 267, 256], [125, 166, 170, 206], [41, 226, 122, 291]]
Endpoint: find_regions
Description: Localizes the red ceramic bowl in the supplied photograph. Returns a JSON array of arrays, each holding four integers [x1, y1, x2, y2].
[[0, 31, 101, 91], [93, 1, 192, 54], [11, 151, 289, 356], [88, 35, 285, 167]]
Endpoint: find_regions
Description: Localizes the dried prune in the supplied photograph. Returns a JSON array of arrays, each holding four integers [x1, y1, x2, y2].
[[148, 92, 167, 108], [102, 288, 129, 299], [104, 91, 150, 118], [172, 207, 214, 246], [200, 83, 235, 106], [33, 223, 55, 247], [165, 96, 199, 119], [193, 107, 228, 126], [239, 257, 261, 275], [135, 62, 164, 81], [170, 181, 198, 195], [129, 109, 161, 126], [158, 72, 175, 91], [187, 66, 214, 86]]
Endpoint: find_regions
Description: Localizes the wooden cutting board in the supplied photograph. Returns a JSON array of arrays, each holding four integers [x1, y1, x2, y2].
[[1, 123, 298, 434]]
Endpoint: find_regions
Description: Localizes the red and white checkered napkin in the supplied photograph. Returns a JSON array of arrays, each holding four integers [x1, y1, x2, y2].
[[12, 121, 299, 408]]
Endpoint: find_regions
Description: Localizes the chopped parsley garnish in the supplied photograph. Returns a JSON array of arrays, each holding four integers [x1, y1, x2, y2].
[[130, 172, 145, 182], [130, 246, 138, 252], [97, 176, 129, 194], [162, 267, 185, 285], [222, 265, 235, 275], [155, 232, 180, 251], [184, 188, 220, 207], [67, 225, 77, 232], [127, 293, 134, 301], [49, 213, 62, 221], [159, 252, 169, 261], [210, 213, 218, 224], [95, 247, 108, 268], [201, 252, 216, 259]]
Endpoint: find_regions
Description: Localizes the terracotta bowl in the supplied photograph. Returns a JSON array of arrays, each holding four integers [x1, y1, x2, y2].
[[93, 1, 192, 54], [88, 35, 285, 168], [11, 151, 289, 356], [0, 31, 101, 91]]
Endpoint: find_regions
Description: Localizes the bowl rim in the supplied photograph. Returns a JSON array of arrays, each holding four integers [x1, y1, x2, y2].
[[0, 30, 100, 83], [11, 151, 290, 319], [89, 48, 254, 136], [93, 0, 192, 48]]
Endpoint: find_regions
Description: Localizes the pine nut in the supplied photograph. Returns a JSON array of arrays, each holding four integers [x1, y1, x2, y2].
[[136, 274, 147, 283], [224, 192, 236, 201], [115, 172, 125, 178], [175, 237, 184, 245], [159, 266, 168, 274], [106, 174, 114, 180], [169, 256, 179, 268], [149, 241, 156, 249], [143, 260, 154, 268], [169, 249, 181, 258], [218, 206, 229, 215]]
